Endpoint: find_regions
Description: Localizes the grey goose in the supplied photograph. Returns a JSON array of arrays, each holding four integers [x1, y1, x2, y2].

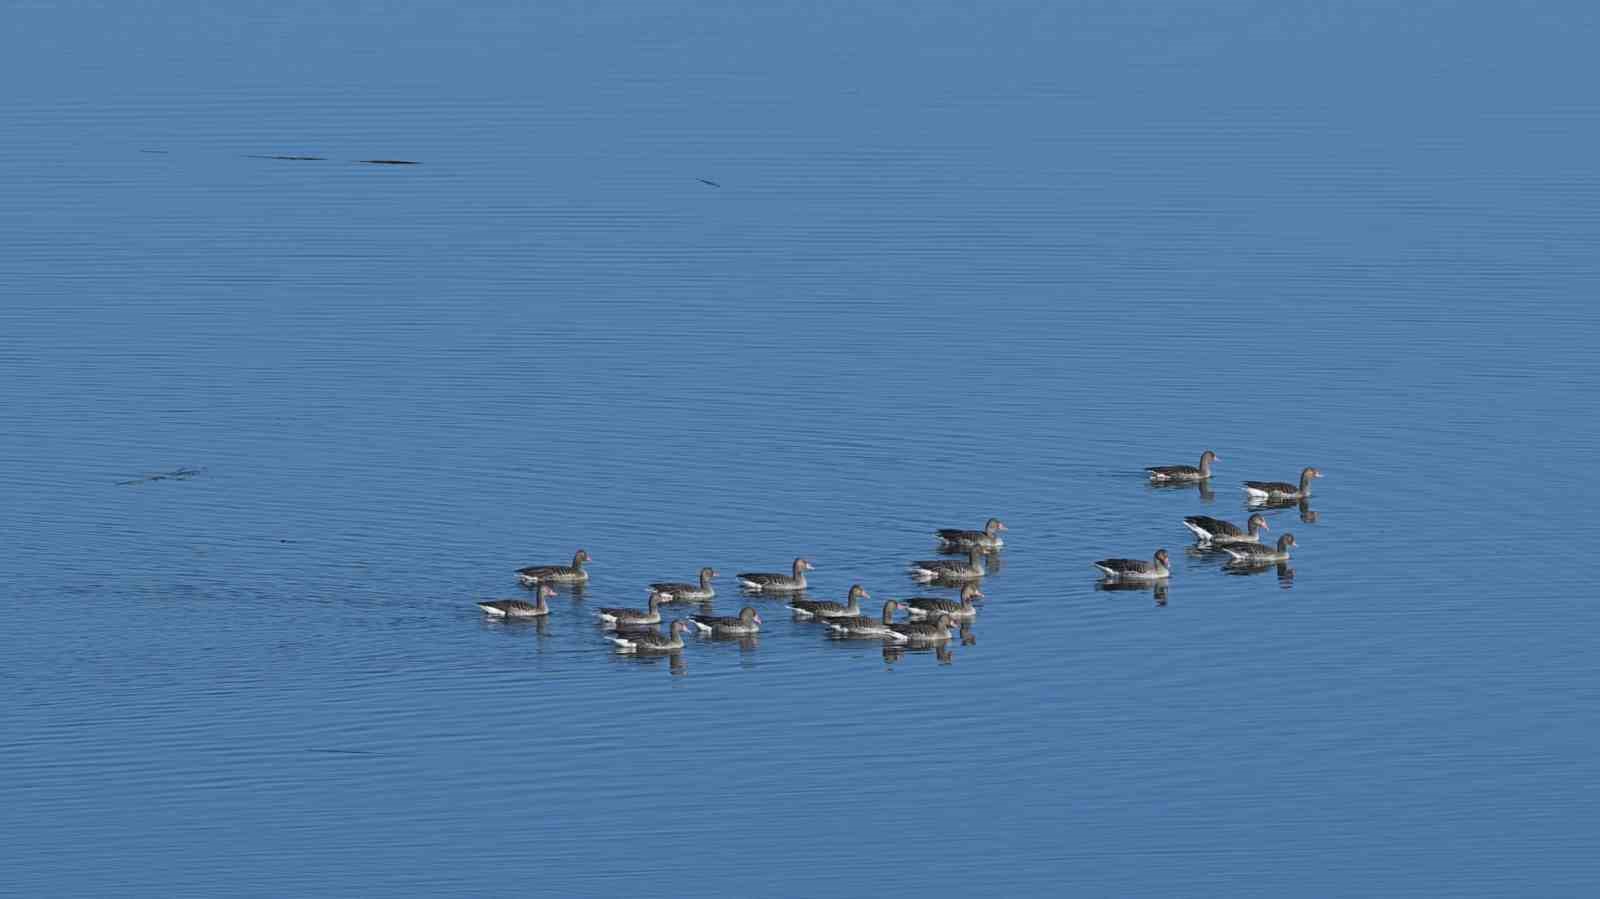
[[610, 620, 691, 653], [1243, 467, 1322, 503], [904, 584, 983, 620], [477, 584, 556, 618], [909, 548, 985, 583], [737, 558, 813, 592], [825, 601, 906, 637], [650, 567, 718, 602], [516, 549, 592, 586], [886, 612, 958, 643], [1147, 450, 1218, 483], [596, 591, 673, 628], [936, 518, 1007, 551], [789, 584, 869, 618], [1221, 534, 1297, 565], [1093, 549, 1172, 581], [1183, 513, 1269, 545], [688, 607, 762, 636]]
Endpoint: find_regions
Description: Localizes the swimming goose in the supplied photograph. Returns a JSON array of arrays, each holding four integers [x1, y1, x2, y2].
[[825, 600, 906, 637], [904, 584, 983, 620], [516, 549, 592, 585], [789, 584, 869, 618], [737, 558, 813, 592], [688, 607, 762, 636], [1183, 513, 1269, 545], [610, 620, 691, 653], [596, 591, 672, 628], [909, 548, 986, 582], [1093, 549, 1172, 581], [1243, 467, 1322, 502], [936, 518, 1007, 550], [1221, 534, 1296, 564], [886, 612, 958, 643], [476, 584, 556, 618], [1147, 450, 1218, 482], [650, 567, 717, 602]]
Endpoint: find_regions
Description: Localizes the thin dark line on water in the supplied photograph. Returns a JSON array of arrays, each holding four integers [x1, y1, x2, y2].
[[114, 466, 207, 486], [357, 159, 420, 165], [244, 154, 327, 161]]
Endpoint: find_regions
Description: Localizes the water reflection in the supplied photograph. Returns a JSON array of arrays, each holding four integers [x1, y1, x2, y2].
[[884, 641, 956, 666], [479, 614, 550, 638], [1095, 578, 1169, 606], [609, 647, 687, 676], [1247, 495, 1318, 524], [1148, 479, 1216, 503], [1223, 561, 1296, 588]]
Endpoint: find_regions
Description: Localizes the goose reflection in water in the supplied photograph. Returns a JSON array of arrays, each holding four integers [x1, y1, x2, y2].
[[1096, 578, 1170, 606], [1148, 477, 1216, 504], [1223, 560, 1296, 588], [611, 649, 687, 676], [1247, 495, 1318, 524]]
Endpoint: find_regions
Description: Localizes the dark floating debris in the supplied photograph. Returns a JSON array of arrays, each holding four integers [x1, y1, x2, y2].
[[245, 154, 326, 161], [697, 178, 721, 187], [357, 159, 420, 165], [138, 149, 170, 155], [304, 747, 382, 756], [115, 466, 206, 486]]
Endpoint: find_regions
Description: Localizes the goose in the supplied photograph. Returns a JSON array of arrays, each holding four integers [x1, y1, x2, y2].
[[516, 549, 592, 585], [688, 607, 762, 636], [610, 620, 691, 653], [789, 584, 869, 618], [1147, 450, 1218, 483], [596, 591, 672, 628], [737, 558, 813, 592], [1221, 534, 1297, 564], [909, 548, 985, 582], [650, 567, 717, 602], [936, 518, 1007, 550], [1243, 467, 1322, 502], [825, 601, 906, 637], [1183, 513, 1269, 545], [886, 612, 958, 643], [476, 584, 556, 618], [1093, 549, 1172, 581], [904, 584, 983, 620]]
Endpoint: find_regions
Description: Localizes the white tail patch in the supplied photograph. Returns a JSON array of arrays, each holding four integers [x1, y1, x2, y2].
[[610, 637, 638, 652], [739, 579, 763, 590], [689, 620, 713, 634], [477, 604, 507, 616], [1093, 564, 1116, 577], [1183, 521, 1213, 541], [1243, 486, 1270, 500], [787, 605, 815, 617]]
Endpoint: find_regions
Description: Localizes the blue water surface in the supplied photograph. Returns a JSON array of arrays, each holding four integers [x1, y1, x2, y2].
[[4, 2, 1599, 896]]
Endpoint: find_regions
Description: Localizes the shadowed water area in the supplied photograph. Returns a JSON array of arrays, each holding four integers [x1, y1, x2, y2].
[[3, 2, 1599, 896]]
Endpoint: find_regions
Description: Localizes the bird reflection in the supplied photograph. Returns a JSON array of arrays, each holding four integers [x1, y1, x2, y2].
[[480, 614, 550, 637], [1095, 578, 1168, 605], [1248, 495, 1317, 523], [613, 648, 687, 676], [883, 641, 958, 666], [983, 552, 1004, 576], [1148, 479, 1216, 504], [1222, 560, 1296, 588]]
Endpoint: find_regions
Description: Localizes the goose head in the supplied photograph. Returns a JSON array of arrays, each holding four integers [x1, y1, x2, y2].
[[1247, 513, 1269, 534]]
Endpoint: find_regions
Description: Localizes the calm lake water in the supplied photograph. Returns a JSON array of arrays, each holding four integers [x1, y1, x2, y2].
[[4, 2, 1599, 896]]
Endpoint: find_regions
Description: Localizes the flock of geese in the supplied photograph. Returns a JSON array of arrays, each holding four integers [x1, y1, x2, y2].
[[474, 452, 1322, 657]]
